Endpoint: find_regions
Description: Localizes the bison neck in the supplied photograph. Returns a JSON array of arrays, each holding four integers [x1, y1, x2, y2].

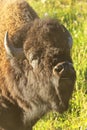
[[4, 60, 51, 129]]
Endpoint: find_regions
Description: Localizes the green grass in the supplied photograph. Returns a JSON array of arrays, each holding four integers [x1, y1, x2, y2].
[[27, 0, 87, 129]]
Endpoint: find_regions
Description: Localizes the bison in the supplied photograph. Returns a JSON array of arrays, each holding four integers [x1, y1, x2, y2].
[[0, 0, 76, 130]]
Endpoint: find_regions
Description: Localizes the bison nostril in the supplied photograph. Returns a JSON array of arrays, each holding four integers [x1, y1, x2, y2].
[[54, 65, 64, 73]]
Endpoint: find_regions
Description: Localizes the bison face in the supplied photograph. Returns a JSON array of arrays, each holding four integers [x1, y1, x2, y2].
[[23, 47, 76, 114], [4, 18, 76, 117]]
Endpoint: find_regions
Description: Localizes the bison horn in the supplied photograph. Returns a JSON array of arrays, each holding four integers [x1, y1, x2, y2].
[[4, 32, 24, 59], [68, 33, 73, 49], [62, 25, 73, 48]]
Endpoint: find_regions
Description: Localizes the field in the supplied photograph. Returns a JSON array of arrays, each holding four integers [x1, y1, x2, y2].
[[27, 0, 87, 129]]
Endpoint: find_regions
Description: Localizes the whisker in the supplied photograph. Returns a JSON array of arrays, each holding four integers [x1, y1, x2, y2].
[[61, 78, 70, 80]]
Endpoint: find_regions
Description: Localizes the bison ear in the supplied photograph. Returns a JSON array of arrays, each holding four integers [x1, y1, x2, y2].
[[4, 32, 25, 59]]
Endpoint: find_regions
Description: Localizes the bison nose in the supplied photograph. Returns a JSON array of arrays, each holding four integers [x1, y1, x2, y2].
[[53, 61, 75, 78], [53, 63, 64, 76], [54, 64, 64, 73]]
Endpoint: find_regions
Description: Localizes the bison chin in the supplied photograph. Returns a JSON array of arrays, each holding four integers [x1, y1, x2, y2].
[[51, 61, 76, 114]]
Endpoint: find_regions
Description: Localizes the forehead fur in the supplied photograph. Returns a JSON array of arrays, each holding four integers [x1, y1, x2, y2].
[[24, 18, 72, 72], [24, 18, 69, 52]]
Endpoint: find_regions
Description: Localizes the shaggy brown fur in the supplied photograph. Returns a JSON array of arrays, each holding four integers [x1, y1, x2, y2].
[[0, 0, 76, 130], [0, 0, 38, 96], [0, 0, 38, 129]]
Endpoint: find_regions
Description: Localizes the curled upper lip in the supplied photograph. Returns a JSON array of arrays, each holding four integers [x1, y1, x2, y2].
[[60, 77, 76, 80], [61, 77, 71, 79]]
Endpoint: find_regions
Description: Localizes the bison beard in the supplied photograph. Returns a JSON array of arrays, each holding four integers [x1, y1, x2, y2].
[[0, 1, 76, 130]]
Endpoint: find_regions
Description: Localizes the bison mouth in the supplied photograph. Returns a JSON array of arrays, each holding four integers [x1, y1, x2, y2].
[[57, 102, 69, 113], [51, 95, 69, 114], [51, 71, 76, 114]]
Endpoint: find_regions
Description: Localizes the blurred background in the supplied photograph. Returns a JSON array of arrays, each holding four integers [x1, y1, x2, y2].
[[27, 0, 87, 129]]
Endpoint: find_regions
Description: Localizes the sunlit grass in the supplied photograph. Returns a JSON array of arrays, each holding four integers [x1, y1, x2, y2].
[[27, 0, 87, 129]]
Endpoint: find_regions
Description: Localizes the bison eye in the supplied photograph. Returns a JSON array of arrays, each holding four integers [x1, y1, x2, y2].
[[32, 55, 39, 61], [29, 53, 38, 61], [29, 53, 39, 69]]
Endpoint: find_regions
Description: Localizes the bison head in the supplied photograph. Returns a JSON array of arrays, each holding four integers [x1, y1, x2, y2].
[[4, 18, 76, 125]]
